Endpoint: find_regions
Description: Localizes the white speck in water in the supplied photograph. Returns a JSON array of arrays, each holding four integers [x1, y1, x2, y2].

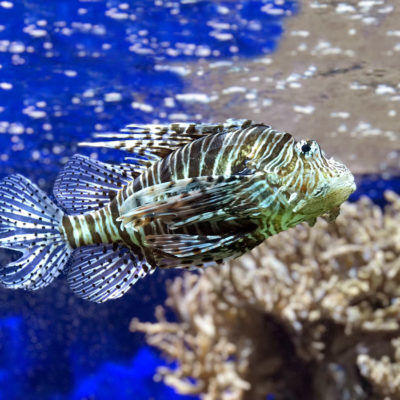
[[387, 30, 400, 37], [245, 92, 257, 100], [287, 73, 301, 82], [222, 86, 247, 95], [128, 44, 154, 55], [388, 110, 397, 117], [294, 105, 315, 114], [379, 5, 393, 13], [336, 3, 356, 14], [168, 113, 188, 121], [64, 70, 77, 77], [362, 17, 377, 25], [9, 42, 25, 53], [52, 145, 64, 155], [261, 4, 284, 15], [217, 5, 230, 14], [12, 54, 25, 65], [209, 61, 232, 69], [27, 109, 47, 119], [289, 82, 302, 89], [330, 111, 350, 119], [258, 57, 272, 65], [0, 82, 12, 90], [304, 65, 317, 77], [195, 46, 211, 57], [105, 8, 129, 20], [23, 25, 47, 37], [131, 102, 154, 112], [349, 82, 368, 90], [375, 84, 396, 95], [290, 30, 310, 37], [8, 123, 24, 134], [0, 1, 13, 9], [262, 99, 273, 107], [82, 89, 95, 98], [154, 64, 191, 76], [176, 93, 216, 104], [164, 97, 175, 108], [104, 92, 122, 102], [297, 43, 308, 52]]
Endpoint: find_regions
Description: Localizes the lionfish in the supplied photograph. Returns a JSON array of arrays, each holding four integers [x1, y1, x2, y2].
[[0, 119, 356, 302]]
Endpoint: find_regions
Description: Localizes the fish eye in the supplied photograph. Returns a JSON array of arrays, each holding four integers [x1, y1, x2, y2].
[[296, 140, 319, 157]]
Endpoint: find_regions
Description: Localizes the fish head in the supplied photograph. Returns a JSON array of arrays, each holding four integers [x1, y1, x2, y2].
[[287, 139, 356, 224]]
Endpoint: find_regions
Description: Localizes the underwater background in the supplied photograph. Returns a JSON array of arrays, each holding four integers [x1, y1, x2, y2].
[[0, 1, 399, 399]]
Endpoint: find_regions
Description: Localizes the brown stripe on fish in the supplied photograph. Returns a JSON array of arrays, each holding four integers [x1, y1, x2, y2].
[[85, 214, 103, 244], [61, 215, 78, 248]]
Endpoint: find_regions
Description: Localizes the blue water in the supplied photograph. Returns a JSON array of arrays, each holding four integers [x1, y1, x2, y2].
[[0, 1, 399, 399], [0, 1, 301, 399]]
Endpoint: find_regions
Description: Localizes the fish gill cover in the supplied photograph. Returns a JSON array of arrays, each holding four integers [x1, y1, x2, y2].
[[0, 1, 297, 399]]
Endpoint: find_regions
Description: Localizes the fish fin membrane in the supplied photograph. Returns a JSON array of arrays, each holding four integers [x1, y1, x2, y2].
[[119, 174, 262, 229], [145, 233, 244, 258], [0, 174, 71, 290], [54, 154, 137, 215], [79, 119, 255, 167], [67, 243, 152, 303]]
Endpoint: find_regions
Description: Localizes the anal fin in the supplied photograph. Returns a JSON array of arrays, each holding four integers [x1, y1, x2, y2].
[[67, 243, 153, 303]]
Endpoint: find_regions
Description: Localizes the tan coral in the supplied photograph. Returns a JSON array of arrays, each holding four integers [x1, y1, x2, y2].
[[358, 337, 400, 398], [132, 192, 400, 400]]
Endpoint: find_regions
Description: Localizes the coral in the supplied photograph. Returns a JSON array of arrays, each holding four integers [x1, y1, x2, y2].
[[131, 192, 400, 400]]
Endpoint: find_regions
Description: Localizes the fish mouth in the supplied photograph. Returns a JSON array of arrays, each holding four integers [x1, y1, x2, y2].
[[294, 170, 356, 221]]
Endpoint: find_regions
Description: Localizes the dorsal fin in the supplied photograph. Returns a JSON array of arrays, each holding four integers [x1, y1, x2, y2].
[[78, 119, 255, 166], [53, 154, 140, 214]]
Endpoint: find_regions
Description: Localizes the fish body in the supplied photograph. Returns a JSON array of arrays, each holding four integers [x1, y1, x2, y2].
[[0, 119, 356, 302]]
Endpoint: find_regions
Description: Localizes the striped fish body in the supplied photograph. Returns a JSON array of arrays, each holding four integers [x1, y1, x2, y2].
[[0, 119, 356, 302], [62, 125, 276, 268]]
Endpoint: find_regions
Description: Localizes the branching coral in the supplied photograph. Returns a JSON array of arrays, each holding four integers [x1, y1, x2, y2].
[[131, 193, 400, 400]]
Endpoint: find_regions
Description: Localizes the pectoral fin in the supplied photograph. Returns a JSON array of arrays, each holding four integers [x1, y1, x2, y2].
[[145, 233, 244, 258], [119, 174, 263, 230]]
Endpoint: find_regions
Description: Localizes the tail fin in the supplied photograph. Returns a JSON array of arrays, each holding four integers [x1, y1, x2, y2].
[[0, 174, 72, 290]]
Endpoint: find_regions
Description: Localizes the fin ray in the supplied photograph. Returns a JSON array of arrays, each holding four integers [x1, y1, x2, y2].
[[0, 174, 71, 289], [145, 233, 244, 258], [54, 155, 138, 214], [119, 174, 262, 229], [67, 243, 152, 303], [79, 119, 255, 166]]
